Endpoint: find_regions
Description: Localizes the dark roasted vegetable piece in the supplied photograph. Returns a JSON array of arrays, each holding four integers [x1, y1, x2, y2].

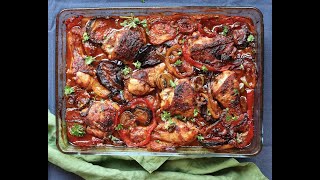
[[132, 106, 153, 126], [134, 44, 163, 68], [96, 60, 124, 95]]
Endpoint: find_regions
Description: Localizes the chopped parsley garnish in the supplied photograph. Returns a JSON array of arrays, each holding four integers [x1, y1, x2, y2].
[[141, 0, 145, 3], [174, 59, 182, 66], [161, 111, 171, 121], [165, 119, 176, 130], [82, 32, 89, 42], [177, 51, 182, 56], [193, 109, 199, 117], [220, 26, 229, 36], [175, 115, 183, 119], [133, 61, 142, 69], [64, 86, 74, 95], [84, 56, 95, 65], [197, 134, 204, 141], [122, 66, 132, 75], [233, 89, 239, 96], [201, 65, 208, 72], [247, 34, 255, 42], [115, 124, 123, 131], [232, 116, 239, 121], [109, 135, 121, 143], [169, 80, 177, 88], [207, 109, 211, 116], [155, 140, 160, 143], [120, 13, 148, 29], [69, 124, 86, 137], [226, 114, 232, 121]]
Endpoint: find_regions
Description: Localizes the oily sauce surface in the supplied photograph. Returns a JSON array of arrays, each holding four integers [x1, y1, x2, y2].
[[64, 13, 257, 151]]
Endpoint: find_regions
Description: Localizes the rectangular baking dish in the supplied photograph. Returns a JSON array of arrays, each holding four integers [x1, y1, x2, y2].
[[56, 6, 264, 157]]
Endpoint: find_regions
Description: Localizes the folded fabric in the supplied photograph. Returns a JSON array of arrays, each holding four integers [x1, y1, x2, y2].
[[48, 110, 267, 180]]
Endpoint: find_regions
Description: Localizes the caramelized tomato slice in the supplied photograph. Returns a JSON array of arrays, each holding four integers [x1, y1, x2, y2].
[[177, 18, 195, 34], [148, 22, 178, 45]]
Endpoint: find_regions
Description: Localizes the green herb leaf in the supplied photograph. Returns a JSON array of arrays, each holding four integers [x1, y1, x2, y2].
[[232, 116, 239, 121], [155, 140, 160, 143], [165, 119, 176, 130], [177, 51, 182, 56], [220, 26, 229, 36], [115, 124, 123, 131], [233, 89, 239, 96], [193, 109, 199, 117], [207, 109, 211, 116], [190, 118, 196, 122], [161, 111, 171, 121], [109, 135, 121, 143], [82, 32, 89, 42], [120, 14, 148, 29], [140, 19, 148, 27], [226, 114, 232, 121], [197, 134, 204, 141], [174, 59, 183, 66], [175, 115, 183, 120], [247, 34, 255, 42], [133, 61, 142, 69], [64, 86, 74, 95], [84, 56, 95, 65], [122, 66, 132, 75], [141, 0, 145, 2], [201, 65, 208, 72], [70, 124, 86, 137], [169, 80, 177, 88]]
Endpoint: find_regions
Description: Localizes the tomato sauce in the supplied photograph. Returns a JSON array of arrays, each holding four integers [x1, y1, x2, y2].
[[64, 13, 258, 151]]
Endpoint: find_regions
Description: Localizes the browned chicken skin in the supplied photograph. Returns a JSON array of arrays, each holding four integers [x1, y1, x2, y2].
[[189, 34, 237, 62], [210, 70, 241, 116], [85, 100, 120, 139], [126, 63, 166, 96], [151, 118, 198, 145], [66, 26, 93, 74], [102, 27, 146, 62], [160, 79, 196, 117]]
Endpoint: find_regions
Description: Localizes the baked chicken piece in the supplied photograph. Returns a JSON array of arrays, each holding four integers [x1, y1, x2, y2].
[[126, 63, 166, 96], [85, 100, 120, 139], [101, 27, 147, 62], [159, 79, 196, 118], [210, 70, 241, 116]]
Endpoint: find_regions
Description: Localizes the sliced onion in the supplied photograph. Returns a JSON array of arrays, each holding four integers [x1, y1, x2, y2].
[[191, 75, 205, 91], [155, 73, 174, 89], [200, 93, 221, 119], [165, 45, 193, 78]]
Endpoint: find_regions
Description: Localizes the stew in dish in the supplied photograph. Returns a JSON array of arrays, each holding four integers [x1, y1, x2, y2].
[[64, 13, 257, 151]]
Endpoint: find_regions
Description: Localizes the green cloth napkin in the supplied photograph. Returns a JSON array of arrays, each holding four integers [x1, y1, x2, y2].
[[48, 110, 268, 180]]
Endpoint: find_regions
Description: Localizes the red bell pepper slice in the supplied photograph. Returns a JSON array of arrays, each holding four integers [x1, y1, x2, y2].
[[116, 98, 157, 147]]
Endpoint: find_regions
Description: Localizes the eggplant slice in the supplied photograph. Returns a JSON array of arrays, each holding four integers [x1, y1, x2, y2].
[[96, 60, 124, 95], [134, 44, 164, 68]]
